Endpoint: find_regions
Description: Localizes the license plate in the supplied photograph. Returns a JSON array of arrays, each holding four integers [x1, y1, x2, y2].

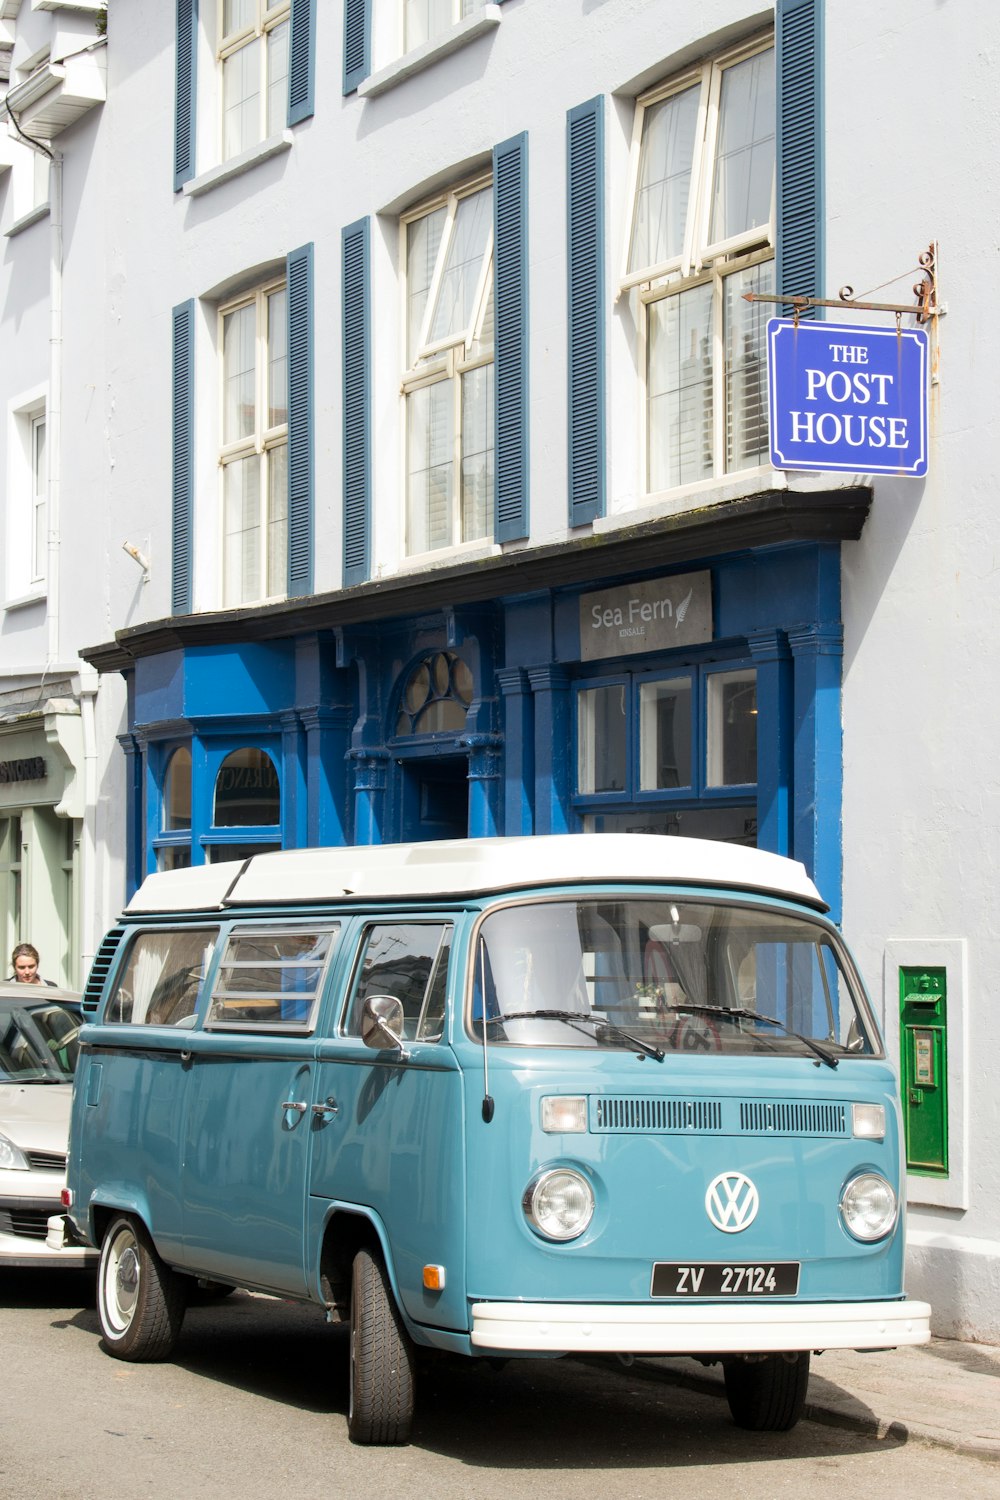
[[651, 1262, 800, 1298]]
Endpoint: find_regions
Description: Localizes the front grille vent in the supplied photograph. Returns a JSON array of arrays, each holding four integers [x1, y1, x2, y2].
[[593, 1097, 723, 1133], [26, 1150, 66, 1171], [0, 1208, 50, 1240], [739, 1100, 847, 1136]]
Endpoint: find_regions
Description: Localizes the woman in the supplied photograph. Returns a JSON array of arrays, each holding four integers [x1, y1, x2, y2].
[[7, 942, 56, 986]]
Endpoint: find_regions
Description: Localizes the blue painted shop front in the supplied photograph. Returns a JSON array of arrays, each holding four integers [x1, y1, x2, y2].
[[117, 536, 846, 922]]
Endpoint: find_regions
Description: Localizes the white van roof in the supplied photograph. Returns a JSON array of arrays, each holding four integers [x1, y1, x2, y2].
[[124, 834, 826, 915]]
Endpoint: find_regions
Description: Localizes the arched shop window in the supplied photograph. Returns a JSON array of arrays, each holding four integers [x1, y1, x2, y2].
[[155, 747, 194, 871], [395, 652, 473, 737], [574, 664, 757, 846], [205, 747, 282, 865]]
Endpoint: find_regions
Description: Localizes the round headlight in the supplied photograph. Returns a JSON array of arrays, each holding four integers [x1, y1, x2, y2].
[[840, 1172, 897, 1242], [522, 1168, 594, 1241]]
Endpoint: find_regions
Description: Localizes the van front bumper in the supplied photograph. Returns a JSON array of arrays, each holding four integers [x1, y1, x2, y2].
[[470, 1298, 932, 1355]]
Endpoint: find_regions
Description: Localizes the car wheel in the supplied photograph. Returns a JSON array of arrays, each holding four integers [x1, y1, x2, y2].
[[97, 1213, 186, 1362], [347, 1247, 415, 1445], [723, 1351, 810, 1431]]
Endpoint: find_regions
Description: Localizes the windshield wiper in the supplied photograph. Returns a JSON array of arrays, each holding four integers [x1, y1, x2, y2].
[[483, 1009, 664, 1062], [659, 1003, 840, 1069]]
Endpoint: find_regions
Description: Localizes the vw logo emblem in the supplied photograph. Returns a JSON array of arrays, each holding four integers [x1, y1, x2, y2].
[[705, 1171, 759, 1233]]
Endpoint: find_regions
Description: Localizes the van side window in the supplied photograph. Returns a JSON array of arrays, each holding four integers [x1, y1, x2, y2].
[[206, 925, 339, 1032], [345, 924, 452, 1042], [107, 929, 219, 1027]]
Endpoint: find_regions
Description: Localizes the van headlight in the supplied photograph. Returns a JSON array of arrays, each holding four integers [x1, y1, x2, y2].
[[840, 1172, 897, 1241], [522, 1168, 594, 1241], [0, 1132, 29, 1171]]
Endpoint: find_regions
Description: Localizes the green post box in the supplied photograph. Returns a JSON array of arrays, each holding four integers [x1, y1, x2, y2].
[[899, 966, 948, 1174]]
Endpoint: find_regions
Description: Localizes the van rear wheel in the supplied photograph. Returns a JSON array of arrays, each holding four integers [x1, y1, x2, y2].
[[348, 1247, 415, 1445], [97, 1214, 186, 1362], [723, 1351, 810, 1431]]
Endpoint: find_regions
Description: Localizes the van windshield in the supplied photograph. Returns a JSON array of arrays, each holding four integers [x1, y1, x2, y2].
[[471, 898, 878, 1059]]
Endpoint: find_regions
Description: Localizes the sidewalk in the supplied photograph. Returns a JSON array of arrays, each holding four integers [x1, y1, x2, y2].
[[637, 1338, 1000, 1461]]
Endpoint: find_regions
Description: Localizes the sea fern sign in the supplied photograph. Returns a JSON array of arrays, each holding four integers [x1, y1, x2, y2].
[[580, 572, 712, 660]]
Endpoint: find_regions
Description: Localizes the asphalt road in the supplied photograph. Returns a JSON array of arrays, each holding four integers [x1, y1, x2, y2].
[[4, 1270, 997, 1500]]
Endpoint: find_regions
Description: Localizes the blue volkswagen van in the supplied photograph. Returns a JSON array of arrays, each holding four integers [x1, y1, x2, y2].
[[64, 834, 929, 1444]]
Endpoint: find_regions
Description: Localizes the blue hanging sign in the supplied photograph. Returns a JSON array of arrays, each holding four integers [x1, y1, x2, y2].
[[767, 318, 929, 477]]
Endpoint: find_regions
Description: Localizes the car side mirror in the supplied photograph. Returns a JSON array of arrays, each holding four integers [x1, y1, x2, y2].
[[361, 995, 407, 1053]]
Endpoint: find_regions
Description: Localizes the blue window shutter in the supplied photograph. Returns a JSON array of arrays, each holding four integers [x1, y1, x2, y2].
[[343, 0, 370, 95], [288, 0, 316, 124], [171, 301, 194, 616], [174, 0, 198, 191], [287, 243, 314, 597], [777, 0, 824, 315], [566, 97, 605, 527], [342, 218, 371, 585], [493, 131, 529, 543]]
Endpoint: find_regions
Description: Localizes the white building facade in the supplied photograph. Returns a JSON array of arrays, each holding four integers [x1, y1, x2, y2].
[[1, 0, 997, 1339]]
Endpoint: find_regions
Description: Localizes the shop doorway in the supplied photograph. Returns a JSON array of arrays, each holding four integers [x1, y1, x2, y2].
[[399, 756, 469, 842]]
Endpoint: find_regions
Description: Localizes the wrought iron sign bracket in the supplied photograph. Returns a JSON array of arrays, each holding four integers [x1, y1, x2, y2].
[[744, 243, 943, 328]]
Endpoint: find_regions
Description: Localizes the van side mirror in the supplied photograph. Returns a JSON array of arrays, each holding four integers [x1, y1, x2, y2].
[[361, 995, 407, 1052]]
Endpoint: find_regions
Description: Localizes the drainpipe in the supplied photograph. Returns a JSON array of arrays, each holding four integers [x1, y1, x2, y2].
[[47, 145, 63, 667]]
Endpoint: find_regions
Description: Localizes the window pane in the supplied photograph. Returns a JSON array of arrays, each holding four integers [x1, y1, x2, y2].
[[223, 38, 261, 160], [725, 261, 772, 471], [429, 187, 492, 345], [208, 926, 338, 1031], [407, 381, 454, 552], [461, 364, 493, 542], [404, 0, 461, 52], [266, 20, 289, 137], [224, 455, 262, 605], [647, 281, 713, 491], [346, 923, 448, 1040], [32, 415, 46, 582], [407, 206, 447, 363], [706, 670, 757, 786], [709, 50, 775, 246], [214, 747, 281, 827], [628, 85, 699, 274], [224, 0, 255, 36], [223, 303, 257, 442], [267, 287, 287, 427], [578, 685, 628, 794], [108, 930, 218, 1027], [266, 441, 288, 598], [164, 747, 192, 831], [639, 678, 692, 790]]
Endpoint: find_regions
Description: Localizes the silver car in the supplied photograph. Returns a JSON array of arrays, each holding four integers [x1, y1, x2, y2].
[[0, 983, 97, 1268]]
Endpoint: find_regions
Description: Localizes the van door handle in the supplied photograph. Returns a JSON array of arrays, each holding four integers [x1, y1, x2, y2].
[[312, 1097, 339, 1120], [280, 1099, 309, 1115]]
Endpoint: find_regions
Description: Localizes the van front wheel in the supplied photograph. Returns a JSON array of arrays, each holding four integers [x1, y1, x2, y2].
[[97, 1214, 186, 1362], [723, 1351, 810, 1431], [348, 1247, 415, 1445]]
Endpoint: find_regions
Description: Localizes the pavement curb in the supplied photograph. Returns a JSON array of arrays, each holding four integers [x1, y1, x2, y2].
[[623, 1355, 1000, 1465]]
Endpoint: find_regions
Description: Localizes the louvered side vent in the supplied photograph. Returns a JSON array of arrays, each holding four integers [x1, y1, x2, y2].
[[739, 1100, 847, 1136], [593, 1097, 723, 1133], [82, 926, 126, 1016]]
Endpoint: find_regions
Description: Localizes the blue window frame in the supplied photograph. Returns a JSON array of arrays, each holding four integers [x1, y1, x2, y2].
[[573, 663, 758, 845]]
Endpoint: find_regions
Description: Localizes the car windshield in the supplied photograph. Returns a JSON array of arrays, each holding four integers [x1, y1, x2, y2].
[[470, 897, 878, 1059], [0, 1000, 81, 1083]]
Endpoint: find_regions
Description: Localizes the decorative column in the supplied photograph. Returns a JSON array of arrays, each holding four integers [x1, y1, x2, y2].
[[348, 748, 389, 846], [300, 705, 352, 848], [527, 665, 571, 835], [496, 666, 533, 835], [788, 623, 844, 923], [461, 733, 503, 838], [280, 709, 308, 849], [747, 628, 793, 858]]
